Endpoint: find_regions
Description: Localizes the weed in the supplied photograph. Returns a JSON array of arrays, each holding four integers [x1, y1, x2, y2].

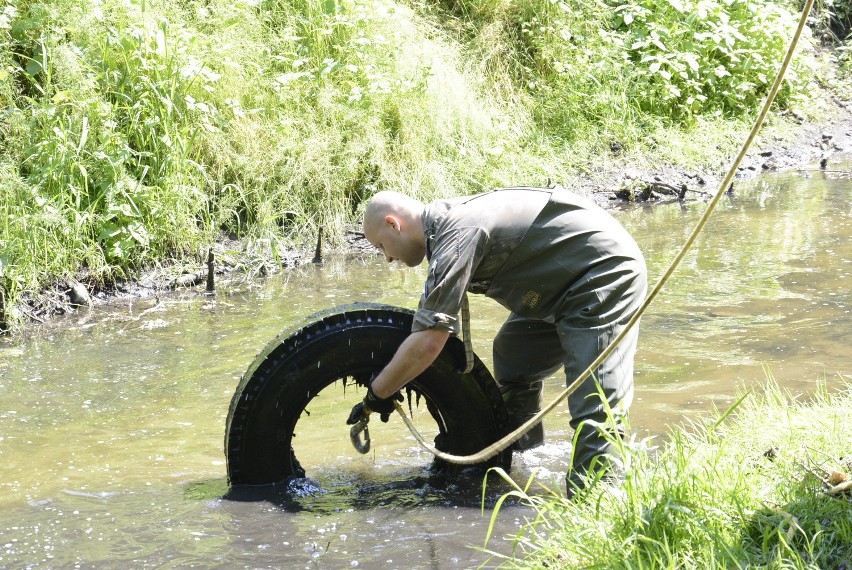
[[480, 375, 852, 569]]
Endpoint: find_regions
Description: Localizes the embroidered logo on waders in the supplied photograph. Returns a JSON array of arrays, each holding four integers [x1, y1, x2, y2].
[[522, 290, 541, 308]]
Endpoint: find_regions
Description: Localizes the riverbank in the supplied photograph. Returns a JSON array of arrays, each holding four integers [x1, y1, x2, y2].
[[4, 0, 852, 336], [10, 93, 851, 336], [483, 377, 852, 568], [4, 0, 852, 335]]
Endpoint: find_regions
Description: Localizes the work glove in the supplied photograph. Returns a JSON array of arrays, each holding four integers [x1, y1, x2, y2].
[[346, 375, 403, 425]]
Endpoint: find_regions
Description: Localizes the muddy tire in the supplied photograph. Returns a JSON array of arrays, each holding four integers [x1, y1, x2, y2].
[[225, 303, 512, 485]]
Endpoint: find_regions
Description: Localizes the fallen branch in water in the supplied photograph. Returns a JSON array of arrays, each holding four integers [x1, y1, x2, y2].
[[614, 179, 715, 202]]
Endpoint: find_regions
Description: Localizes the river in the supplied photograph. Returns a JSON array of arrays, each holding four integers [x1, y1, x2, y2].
[[1, 161, 849, 568]]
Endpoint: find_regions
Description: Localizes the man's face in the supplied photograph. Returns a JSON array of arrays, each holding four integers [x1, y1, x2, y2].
[[365, 216, 426, 268]]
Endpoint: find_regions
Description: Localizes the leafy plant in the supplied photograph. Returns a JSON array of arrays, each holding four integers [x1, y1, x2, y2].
[[605, 0, 811, 120], [799, 0, 852, 41], [835, 37, 852, 100], [0, 0, 831, 330], [418, 0, 814, 143], [96, 179, 152, 261]]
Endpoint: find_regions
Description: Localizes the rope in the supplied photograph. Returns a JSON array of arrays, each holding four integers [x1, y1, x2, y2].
[[394, 0, 816, 465]]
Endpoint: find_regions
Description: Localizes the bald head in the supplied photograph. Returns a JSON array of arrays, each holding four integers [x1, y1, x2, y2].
[[364, 191, 424, 232], [363, 191, 427, 267]]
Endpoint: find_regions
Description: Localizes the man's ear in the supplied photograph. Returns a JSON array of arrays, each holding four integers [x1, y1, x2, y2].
[[384, 215, 401, 232]]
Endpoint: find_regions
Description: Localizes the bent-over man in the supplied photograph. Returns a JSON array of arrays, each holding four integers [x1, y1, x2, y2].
[[347, 186, 647, 493]]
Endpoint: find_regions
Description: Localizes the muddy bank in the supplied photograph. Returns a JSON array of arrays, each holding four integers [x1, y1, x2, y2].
[[7, 100, 852, 336], [579, 101, 852, 204]]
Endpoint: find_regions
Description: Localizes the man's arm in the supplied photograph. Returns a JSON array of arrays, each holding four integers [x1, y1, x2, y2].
[[369, 329, 450, 398]]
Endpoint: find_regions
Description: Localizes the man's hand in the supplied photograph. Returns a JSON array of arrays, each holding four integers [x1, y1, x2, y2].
[[346, 329, 447, 426], [364, 383, 404, 422], [346, 379, 403, 424]]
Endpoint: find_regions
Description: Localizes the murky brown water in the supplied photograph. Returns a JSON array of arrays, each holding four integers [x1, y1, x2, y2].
[[1, 161, 849, 568]]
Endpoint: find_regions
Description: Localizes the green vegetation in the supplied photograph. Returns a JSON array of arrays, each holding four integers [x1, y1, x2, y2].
[[837, 35, 852, 100], [0, 0, 847, 329], [481, 376, 852, 568], [805, 0, 852, 41]]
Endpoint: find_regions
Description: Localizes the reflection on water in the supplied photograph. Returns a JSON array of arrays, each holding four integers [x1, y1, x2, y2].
[[0, 162, 850, 567]]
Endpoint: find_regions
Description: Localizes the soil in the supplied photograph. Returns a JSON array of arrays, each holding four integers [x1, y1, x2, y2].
[[576, 101, 852, 206], [7, 98, 852, 335]]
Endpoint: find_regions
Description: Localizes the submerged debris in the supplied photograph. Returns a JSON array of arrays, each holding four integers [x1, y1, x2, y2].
[[66, 280, 91, 307], [827, 469, 851, 497], [797, 450, 852, 499]]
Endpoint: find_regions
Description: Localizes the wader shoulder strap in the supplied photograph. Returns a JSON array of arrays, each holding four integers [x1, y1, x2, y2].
[[461, 293, 474, 374]]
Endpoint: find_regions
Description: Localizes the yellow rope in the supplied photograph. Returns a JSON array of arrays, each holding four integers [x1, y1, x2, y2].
[[395, 0, 816, 465]]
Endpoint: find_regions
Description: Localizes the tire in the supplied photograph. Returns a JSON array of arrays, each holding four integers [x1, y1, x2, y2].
[[225, 302, 512, 485]]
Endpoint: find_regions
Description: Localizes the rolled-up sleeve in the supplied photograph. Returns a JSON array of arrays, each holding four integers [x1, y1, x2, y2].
[[412, 308, 459, 333], [412, 226, 487, 333]]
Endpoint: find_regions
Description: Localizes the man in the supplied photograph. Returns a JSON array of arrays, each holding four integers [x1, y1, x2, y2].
[[347, 186, 647, 493]]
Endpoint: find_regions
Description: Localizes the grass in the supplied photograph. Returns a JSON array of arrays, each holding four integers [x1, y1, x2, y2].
[[0, 0, 843, 330], [479, 373, 852, 568]]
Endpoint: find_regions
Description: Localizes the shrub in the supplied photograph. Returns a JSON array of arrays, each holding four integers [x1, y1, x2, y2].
[[419, 0, 814, 141], [601, 0, 811, 121], [799, 0, 852, 41], [836, 36, 852, 99]]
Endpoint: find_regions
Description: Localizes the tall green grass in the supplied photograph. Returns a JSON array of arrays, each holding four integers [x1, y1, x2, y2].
[[0, 0, 827, 329], [481, 375, 852, 568]]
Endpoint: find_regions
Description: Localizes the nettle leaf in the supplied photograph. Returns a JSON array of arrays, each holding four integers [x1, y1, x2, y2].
[[26, 57, 43, 77], [321, 59, 340, 75], [667, 0, 685, 13], [121, 202, 138, 217], [128, 222, 150, 246], [111, 238, 135, 260], [714, 65, 731, 78], [98, 222, 122, 240], [682, 53, 699, 72]]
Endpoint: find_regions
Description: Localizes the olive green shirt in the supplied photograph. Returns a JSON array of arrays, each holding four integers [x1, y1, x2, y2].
[[412, 187, 646, 333]]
